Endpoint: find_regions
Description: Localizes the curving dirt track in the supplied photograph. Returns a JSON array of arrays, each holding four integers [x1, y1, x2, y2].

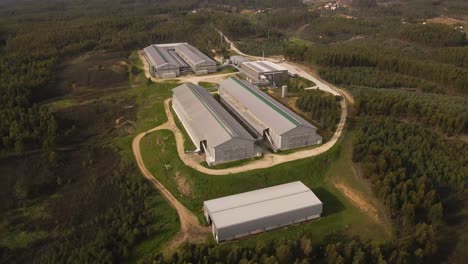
[[132, 127, 210, 251]]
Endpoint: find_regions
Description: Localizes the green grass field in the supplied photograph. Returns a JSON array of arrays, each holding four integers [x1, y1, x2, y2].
[[198, 81, 218, 88], [169, 103, 197, 152], [140, 129, 391, 243]]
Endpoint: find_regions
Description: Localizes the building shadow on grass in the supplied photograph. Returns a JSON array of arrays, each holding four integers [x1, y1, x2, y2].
[[312, 187, 345, 216]]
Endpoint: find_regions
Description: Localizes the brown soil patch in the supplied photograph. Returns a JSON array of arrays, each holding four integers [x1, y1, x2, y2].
[[427, 16, 467, 28], [174, 171, 192, 198], [284, 97, 303, 114], [334, 182, 381, 224]]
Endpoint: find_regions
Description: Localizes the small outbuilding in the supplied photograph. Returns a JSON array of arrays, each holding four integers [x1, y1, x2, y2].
[[230, 55, 250, 66], [203, 181, 323, 242]]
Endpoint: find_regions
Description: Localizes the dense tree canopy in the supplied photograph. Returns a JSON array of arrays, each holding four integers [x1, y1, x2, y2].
[[285, 43, 468, 93], [353, 87, 468, 135], [296, 90, 342, 131], [398, 23, 466, 47]]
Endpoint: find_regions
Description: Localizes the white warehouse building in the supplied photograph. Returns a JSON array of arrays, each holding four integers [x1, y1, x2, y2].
[[172, 83, 258, 165], [240, 60, 289, 86], [144, 43, 217, 78], [203, 181, 323, 242], [219, 77, 322, 151]]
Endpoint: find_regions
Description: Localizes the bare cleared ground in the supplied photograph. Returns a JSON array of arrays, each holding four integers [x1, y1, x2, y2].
[[175, 171, 193, 198], [427, 15, 468, 32], [334, 182, 381, 224]]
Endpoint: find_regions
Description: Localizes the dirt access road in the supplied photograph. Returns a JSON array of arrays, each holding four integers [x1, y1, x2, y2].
[[132, 126, 210, 251], [217, 30, 354, 99]]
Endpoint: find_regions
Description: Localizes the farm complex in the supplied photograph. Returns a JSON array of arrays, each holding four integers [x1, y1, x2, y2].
[[172, 82, 259, 165], [219, 77, 322, 151], [203, 181, 323, 242], [144, 43, 217, 78]]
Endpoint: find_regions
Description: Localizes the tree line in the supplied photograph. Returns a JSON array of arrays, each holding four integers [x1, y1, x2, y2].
[[352, 87, 468, 135], [285, 43, 468, 93], [319, 67, 440, 92], [296, 90, 342, 131], [144, 223, 439, 264], [397, 23, 466, 47]]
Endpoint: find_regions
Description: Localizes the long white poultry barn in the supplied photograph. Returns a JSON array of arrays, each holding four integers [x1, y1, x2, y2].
[[144, 43, 217, 78], [219, 77, 322, 151], [172, 83, 258, 165], [203, 181, 323, 242]]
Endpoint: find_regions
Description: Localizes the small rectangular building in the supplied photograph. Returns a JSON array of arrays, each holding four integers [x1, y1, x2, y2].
[[144, 43, 217, 78], [240, 60, 289, 86], [172, 83, 258, 165], [230, 55, 250, 66], [219, 77, 322, 151], [203, 181, 323, 242]]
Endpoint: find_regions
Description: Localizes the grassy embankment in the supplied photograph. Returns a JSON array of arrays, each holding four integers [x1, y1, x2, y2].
[[140, 129, 392, 246]]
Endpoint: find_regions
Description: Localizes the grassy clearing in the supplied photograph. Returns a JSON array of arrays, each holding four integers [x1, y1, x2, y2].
[[198, 81, 218, 88], [199, 155, 263, 169], [169, 104, 197, 152], [215, 66, 238, 74], [140, 130, 336, 213], [134, 82, 178, 133], [290, 37, 314, 47], [130, 50, 143, 69], [198, 81, 219, 92], [140, 129, 391, 243]]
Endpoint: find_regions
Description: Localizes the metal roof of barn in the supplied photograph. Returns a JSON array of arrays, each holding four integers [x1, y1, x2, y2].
[[143, 44, 188, 69], [204, 181, 322, 229], [174, 43, 216, 66], [220, 77, 316, 135], [172, 83, 254, 147], [230, 55, 250, 63], [242, 60, 287, 73]]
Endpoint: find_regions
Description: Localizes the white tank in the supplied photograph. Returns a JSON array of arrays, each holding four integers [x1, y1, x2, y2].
[[281, 85, 288, 98]]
